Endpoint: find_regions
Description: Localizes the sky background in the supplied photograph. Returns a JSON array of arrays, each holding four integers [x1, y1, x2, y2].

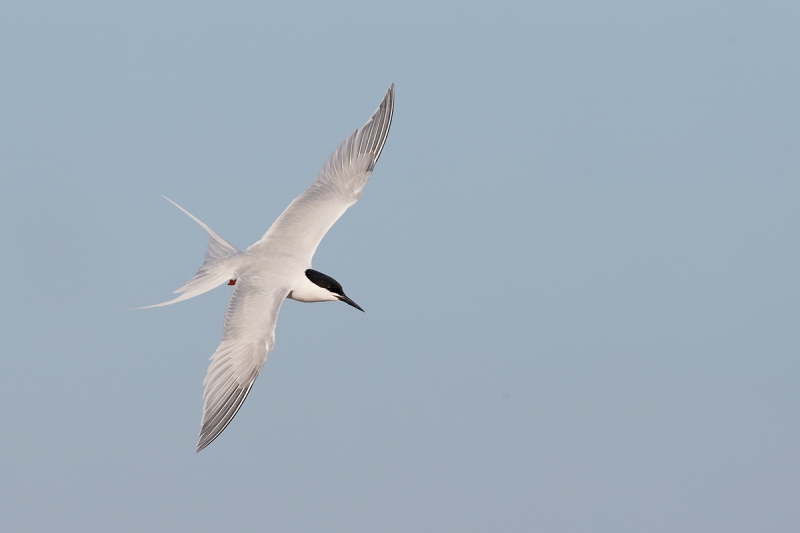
[[1, 1, 799, 531]]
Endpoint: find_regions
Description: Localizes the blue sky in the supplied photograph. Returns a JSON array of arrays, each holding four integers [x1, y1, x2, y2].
[[1, 2, 799, 531]]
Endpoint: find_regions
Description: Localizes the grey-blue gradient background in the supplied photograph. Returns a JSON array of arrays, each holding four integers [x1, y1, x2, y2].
[[1, 2, 798, 531]]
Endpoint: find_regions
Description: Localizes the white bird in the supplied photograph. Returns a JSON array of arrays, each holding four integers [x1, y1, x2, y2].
[[143, 84, 394, 452]]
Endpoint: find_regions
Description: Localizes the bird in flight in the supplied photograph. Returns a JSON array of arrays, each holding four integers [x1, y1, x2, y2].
[[142, 84, 394, 452]]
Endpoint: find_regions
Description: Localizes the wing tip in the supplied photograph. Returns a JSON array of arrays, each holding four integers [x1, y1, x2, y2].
[[195, 381, 256, 453], [370, 83, 395, 164]]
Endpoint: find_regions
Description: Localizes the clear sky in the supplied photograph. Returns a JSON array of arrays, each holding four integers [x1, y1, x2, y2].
[[1, 1, 799, 531]]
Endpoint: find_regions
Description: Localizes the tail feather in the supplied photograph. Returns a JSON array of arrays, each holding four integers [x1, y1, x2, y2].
[[138, 197, 241, 309]]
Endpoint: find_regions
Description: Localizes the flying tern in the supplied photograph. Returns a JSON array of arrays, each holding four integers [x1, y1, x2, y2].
[[143, 84, 394, 451]]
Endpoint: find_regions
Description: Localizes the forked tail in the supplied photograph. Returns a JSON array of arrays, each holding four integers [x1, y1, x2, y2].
[[138, 196, 241, 309]]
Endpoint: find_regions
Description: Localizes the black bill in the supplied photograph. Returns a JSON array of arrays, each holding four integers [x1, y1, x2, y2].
[[339, 294, 364, 312]]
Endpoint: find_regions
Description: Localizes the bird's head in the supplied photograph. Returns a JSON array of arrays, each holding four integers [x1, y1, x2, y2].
[[305, 269, 364, 312]]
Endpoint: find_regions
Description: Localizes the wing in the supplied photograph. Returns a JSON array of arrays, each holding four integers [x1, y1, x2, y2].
[[247, 83, 394, 263], [196, 283, 289, 452]]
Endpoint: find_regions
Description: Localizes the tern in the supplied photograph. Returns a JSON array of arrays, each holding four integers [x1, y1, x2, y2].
[[143, 84, 394, 451]]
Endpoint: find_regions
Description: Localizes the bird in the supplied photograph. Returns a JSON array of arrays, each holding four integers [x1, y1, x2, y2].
[[142, 84, 394, 452]]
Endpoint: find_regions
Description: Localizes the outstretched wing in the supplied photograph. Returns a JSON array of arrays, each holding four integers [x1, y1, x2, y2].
[[248, 83, 394, 263], [196, 283, 289, 452]]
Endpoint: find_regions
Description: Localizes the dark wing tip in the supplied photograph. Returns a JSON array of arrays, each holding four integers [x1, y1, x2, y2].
[[195, 381, 256, 453], [365, 83, 395, 169]]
